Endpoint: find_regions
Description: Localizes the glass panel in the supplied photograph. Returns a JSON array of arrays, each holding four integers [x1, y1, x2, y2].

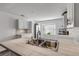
[[43, 24, 56, 35]]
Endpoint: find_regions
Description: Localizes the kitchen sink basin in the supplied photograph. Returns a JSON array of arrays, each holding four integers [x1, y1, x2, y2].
[[26, 39, 59, 51]]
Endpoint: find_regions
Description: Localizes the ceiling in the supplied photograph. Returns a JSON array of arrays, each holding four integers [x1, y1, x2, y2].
[[0, 3, 67, 21]]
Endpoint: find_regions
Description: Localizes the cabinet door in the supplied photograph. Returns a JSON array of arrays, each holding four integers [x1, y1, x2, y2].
[[24, 21, 30, 29], [67, 3, 74, 28], [18, 19, 25, 29], [18, 19, 32, 29], [18, 19, 29, 29], [28, 21, 32, 29]]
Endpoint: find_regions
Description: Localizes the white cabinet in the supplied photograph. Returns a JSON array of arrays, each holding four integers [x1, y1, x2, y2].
[[18, 19, 32, 29]]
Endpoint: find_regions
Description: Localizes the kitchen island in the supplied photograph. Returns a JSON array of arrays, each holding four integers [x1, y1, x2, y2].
[[0, 38, 63, 56]]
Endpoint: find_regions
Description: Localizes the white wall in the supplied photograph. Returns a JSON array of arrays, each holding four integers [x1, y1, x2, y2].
[[0, 11, 16, 42]]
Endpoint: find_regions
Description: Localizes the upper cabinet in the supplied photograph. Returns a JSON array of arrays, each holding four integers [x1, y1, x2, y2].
[[18, 19, 32, 29]]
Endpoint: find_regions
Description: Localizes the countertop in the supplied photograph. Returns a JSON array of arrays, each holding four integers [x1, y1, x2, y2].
[[0, 38, 63, 56]]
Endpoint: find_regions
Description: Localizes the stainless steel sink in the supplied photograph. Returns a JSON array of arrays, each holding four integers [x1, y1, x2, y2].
[[26, 39, 59, 51]]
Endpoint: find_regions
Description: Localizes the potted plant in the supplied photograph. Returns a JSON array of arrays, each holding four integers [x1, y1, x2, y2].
[[47, 32, 51, 35]]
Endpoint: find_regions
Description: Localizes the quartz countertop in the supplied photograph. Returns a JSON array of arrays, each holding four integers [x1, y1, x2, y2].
[[0, 38, 63, 56]]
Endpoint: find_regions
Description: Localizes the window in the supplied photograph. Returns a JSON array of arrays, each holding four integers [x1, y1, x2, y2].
[[43, 24, 56, 35]]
